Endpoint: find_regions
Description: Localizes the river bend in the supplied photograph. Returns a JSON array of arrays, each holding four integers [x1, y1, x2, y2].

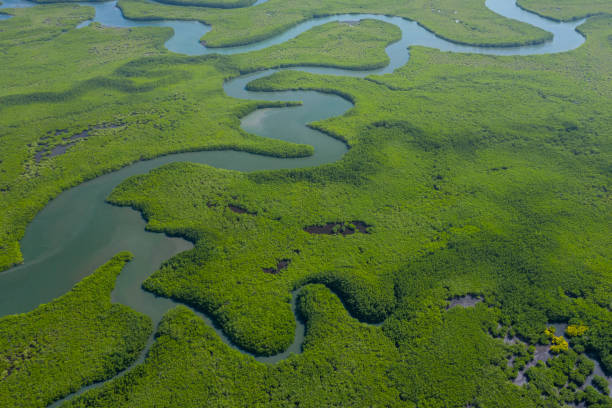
[[0, 0, 590, 404]]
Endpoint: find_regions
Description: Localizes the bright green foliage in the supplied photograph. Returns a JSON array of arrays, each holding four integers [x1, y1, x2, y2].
[[518, 0, 612, 21], [107, 14, 612, 365], [30, 0, 107, 3], [65, 306, 269, 408], [282, 285, 401, 406], [0, 4, 93, 48], [522, 351, 612, 406], [0, 0, 611, 406], [1, 7, 397, 272], [117, 0, 551, 48], [231, 19, 401, 72], [109, 162, 399, 355], [0, 252, 152, 407], [66, 286, 540, 407], [133, 0, 256, 8], [592, 375, 610, 396], [0, 6, 165, 97], [383, 300, 530, 407]]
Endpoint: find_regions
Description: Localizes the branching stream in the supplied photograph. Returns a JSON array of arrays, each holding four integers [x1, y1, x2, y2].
[[0, 0, 591, 404]]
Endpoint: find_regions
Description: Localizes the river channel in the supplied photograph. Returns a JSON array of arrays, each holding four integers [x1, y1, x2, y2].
[[0, 0, 593, 403]]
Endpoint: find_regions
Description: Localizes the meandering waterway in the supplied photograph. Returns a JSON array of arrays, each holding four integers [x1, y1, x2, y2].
[[0, 0, 595, 404]]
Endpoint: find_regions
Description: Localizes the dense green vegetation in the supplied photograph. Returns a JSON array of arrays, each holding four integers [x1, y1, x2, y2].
[[150, 0, 257, 9], [518, 0, 612, 21], [0, 7, 399, 272], [66, 287, 612, 407], [0, 252, 152, 407], [107, 13, 612, 359], [0, 4, 94, 49], [64, 286, 515, 407], [100, 11, 611, 407], [522, 350, 612, 406], [31, 0, 257, 8], [117, 0, 551, 48], [231, 19, 401, 72], [0, 0, 611, 406]]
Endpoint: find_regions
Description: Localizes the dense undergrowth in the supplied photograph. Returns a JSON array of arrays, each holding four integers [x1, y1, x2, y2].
[[107, 13, 612, 356], [102, 11, 611, 407], [0, 0, 611, 406], [64, 287, 511, 407], [66, 287, 612, 407], [0, 252, 152, 407]]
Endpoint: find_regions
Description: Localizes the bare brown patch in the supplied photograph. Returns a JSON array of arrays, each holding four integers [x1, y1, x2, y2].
[[447, 295, 482, 309], [1, 341, 42, 380], [262, 259, 291, 274], [228, 205, 256, 215], [35, 122, 124, 163], [304, 221, 369, 236]]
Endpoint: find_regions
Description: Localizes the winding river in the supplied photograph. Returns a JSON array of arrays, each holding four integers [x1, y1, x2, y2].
[[0, 0, 593, 404]]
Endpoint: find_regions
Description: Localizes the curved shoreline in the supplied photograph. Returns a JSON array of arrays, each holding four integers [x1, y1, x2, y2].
[[146, 0, 260, 10], [118, 0, 552, 49], [0, 0, 596, 405], [514, 0, 606, 23], [0, 0, 590, 349], [0, 0, 588, 60], [0, 0, 583, 52], [0, 0, 590, 359]]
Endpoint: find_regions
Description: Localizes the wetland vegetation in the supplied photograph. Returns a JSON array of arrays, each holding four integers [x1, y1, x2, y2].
[[0, 253, 151, 408], [517, 0, 611, 21], [0, 0, 610, 406], [116, 0, 552, 48]]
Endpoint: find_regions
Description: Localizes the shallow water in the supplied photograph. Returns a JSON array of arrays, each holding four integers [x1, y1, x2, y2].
[[0, 0, 587, 359], [509, 323, 612, 398], [0, 0, 595, 403], [1, 0, 585, 58], [447, 294, 483, 309], [0, 0, 587, 332]]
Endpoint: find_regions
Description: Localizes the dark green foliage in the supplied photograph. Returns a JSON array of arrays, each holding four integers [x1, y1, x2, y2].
[[593, 375, 610, 395], [66, 286, 539, 407], [301, 270, 396, 323], [0, 252, 152, 407], [580, 386, 612, 407], [565, 302, 612, 374], [518, 350, 612, 406]]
